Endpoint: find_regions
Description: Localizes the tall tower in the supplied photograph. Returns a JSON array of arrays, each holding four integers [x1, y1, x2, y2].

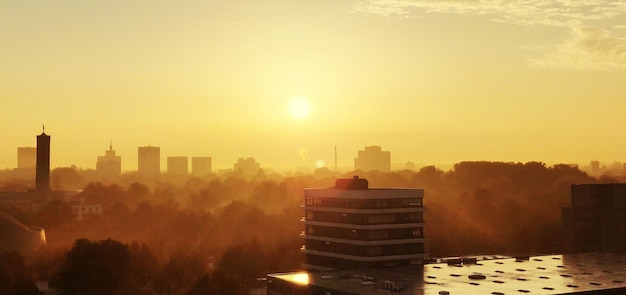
[[36, 128, 51, 193]]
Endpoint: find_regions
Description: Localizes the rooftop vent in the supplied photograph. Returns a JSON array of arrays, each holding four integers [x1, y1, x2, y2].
[[335, 176, 368, 190]]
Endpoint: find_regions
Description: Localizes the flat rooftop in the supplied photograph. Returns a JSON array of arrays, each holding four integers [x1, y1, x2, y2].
[[268, 253, 626, 294]]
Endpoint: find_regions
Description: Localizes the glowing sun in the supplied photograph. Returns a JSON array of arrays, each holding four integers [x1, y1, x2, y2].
[[288, 96, 310, 119]]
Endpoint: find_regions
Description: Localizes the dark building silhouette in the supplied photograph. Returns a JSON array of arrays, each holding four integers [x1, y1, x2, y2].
[[562, 183, 626, 253], [36, 131, 50, 193], [96, 141, 121, 178], [354, 145, 391, 172], [302, 176, 425, 271], [138, 146, 160, 179]]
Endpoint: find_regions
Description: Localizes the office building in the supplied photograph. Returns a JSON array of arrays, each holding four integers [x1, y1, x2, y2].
[[354, 145, 391, 172], [36, 131, 50, 193], [234, 157, 260, 178], [167, 156, 188, 176], [191, 156, 212, 177], [96, 142, 121, 178], [17, 147, 36, 169], [302, 176, 425, 271], [268, 253, 626, 295], [138, 146, 160, 179], [562, 183, 626, 253]]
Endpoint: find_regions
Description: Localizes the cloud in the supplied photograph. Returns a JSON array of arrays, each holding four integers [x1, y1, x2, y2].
[[353, 0, 626, 70], [530, 27, 626, 71]]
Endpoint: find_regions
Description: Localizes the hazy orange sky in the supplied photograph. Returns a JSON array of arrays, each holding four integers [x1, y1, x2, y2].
[[1, 1, 625, 172]]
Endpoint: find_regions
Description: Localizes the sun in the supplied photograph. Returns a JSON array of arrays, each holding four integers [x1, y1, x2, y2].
[[288, 96, 311, 119]]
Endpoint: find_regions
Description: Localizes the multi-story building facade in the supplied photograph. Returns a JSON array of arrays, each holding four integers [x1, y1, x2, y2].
[[138, 146, 160, 179], [302, 176, 425, 270], [191, 156, 212, 177], [167, 156, 188, 175], [96, 142, 121, 178], [562, 183, 626, 253], [354, 146, 391, 172]]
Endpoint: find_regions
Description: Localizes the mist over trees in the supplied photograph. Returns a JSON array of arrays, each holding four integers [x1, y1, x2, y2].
[[0, 161, 610, 294]]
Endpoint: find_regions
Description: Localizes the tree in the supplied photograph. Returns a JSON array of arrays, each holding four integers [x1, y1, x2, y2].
[[49, 238, 132, 295], [185, 270, 246, 295], [0, 251, 42, 295]]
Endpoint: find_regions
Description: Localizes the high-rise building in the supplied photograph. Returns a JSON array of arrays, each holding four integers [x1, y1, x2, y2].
[[138, 146, 160, 179], [302, 176, 425, 270], [234, 157, 260, 178], [562, 183, 626, 253], [354, 145, 391, 172], [36, 131, 50, 193], [96, 142, 121, 178], [167, 156, 188, 176], [17, 147, 36, 169], [191, 157, 212, 177]]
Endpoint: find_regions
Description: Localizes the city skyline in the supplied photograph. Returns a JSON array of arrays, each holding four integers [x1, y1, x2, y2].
[[2, 1, 626, 171]]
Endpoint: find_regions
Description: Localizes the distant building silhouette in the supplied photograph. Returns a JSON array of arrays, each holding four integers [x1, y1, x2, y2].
[[302, 176, 425, 271], [96, 142, 121, 178], [17, 147, 36, 169], [36, 131, 50, 193], [15, 147, 36, 179], [234, 157, 260, 178], [167, 156, 188, 176], [138, 146, 160, 179], [562, 183, 626, 253], [354, 146, 391, 172], [191, 156, 212, 177]]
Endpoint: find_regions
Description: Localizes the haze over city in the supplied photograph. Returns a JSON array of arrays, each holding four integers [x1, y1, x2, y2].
[[2, 1, 626, 171]]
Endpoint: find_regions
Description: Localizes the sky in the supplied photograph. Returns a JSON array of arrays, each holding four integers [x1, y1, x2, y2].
[[1, 0, 625, 172]]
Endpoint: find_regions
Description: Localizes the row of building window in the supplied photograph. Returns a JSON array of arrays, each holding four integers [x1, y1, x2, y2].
[[305, 240, 424, 257], [305, 211, 423, 224], [305, 225, 423, 240], [305, 254, 420, 269], [305, 197, 423, 209]]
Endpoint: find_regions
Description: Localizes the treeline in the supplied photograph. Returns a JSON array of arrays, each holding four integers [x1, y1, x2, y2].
[[0, 161, 614, 294]]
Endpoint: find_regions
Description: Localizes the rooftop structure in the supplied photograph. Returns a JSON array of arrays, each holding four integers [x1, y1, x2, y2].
[[302, 176, 425, 271], [0, 211, 46, 253], [268, 253, 626, 295], [354, 145, 391, 172]]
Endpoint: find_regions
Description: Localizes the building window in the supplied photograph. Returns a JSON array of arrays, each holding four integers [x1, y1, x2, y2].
[[306, 211, 314, 221], [307, 226, 314, 235], [412, 228, 423, 238], [306, 197, 314, 206]]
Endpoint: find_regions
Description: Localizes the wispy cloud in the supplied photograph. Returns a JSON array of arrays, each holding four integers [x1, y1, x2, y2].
[[530, 27, 626, 71], [353, 0, 626, 70]]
